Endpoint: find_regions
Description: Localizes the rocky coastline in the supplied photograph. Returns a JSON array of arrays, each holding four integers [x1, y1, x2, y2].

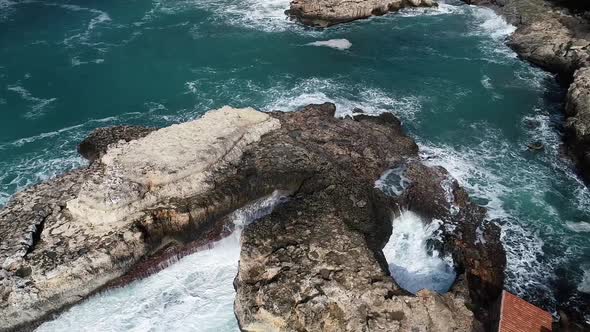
[[287, 0, 437, 27], [0, 104, 505, 331]]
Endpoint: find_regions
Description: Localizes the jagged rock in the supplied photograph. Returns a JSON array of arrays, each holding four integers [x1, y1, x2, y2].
[[565, 67, 590, 180], [235, 193, 483, 332], [508, 16, 590, 76], [288, 0, 437, 27], [0, 103, 504, 331]]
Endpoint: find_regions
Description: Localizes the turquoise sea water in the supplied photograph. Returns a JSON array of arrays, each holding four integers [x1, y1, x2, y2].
[[1, 0, 589, 328]]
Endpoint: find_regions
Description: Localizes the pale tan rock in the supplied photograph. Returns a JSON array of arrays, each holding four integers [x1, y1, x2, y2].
[[0, 106, 280, 330], [288, 0, 437, 27]]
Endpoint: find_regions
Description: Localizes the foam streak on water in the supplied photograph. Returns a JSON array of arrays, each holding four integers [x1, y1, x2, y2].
[[383, 211, 456, 294], [306, 39, 352, 50], [36, 191, 287, 332]]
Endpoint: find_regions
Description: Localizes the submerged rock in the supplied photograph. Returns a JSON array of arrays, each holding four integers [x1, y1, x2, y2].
[[288, 0, 437, 27], [0, 103, 504, 331], [528, 141, 545, 150]]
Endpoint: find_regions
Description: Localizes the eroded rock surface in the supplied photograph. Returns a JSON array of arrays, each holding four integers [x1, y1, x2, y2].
[[565, 67, 590, 186], [0, 103, 504, 331], [236, 193, 481, 332], [288, 0, 437, 27]]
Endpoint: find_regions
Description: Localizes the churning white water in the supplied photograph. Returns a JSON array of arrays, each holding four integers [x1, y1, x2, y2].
[[383, 211, 456, 294], [36, 191, 287, 332]]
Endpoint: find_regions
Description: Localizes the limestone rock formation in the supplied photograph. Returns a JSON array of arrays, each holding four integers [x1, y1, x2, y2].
[[288, 0, 437, 27], [0, 103, 504, 331]]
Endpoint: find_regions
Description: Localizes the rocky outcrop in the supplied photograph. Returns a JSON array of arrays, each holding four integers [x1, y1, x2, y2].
[[0, 103, 504, 331], [288, 0, 437, 27], [235, 193, 482, 331], [565, 67, 590, 182]]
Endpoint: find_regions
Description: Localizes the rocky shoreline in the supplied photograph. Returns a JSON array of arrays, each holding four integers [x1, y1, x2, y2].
[[0, 104, 505, 331], [287, 0, 437, 27]]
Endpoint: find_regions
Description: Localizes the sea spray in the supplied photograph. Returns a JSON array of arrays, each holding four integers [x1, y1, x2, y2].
[[36, 192, 287, 332], [382, 211, 456, 294]]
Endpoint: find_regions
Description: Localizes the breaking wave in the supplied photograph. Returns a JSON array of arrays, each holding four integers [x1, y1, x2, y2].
[[383, 211, 456, 294], [37, 192, 287, 331]]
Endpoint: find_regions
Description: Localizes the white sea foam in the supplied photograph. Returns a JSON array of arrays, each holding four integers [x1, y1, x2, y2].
[[415, 112, 590, 305], [0, 154, 88, 207], [71, 57, 105, 66], [6, 84, 57, 119], [0, 114, 135, 150], [396, 3, 462, 17], [579, 269, 590, 294], [36, 192, 286, 331], [52, 3, 112, 47], [306, 39, 351, 50], [37, 233, 241, 332], [375, 165, 411, 197], [566, 221, 590, 233], [142, 0, 297, 33], [481, 75, 492, 90], [261, 78, 423, 121], [383, 211, 456, 294], [467, 5, 518, 62], [0, 0, 16, 21], [472, 7, 515, 40]]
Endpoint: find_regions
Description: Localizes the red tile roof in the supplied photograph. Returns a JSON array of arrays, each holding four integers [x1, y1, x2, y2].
[[498, 291, 553, 332]]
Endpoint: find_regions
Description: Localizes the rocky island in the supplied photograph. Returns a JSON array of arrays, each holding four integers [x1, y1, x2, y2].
[[0, 104, 505, 331], [288, 0, 437, 27]]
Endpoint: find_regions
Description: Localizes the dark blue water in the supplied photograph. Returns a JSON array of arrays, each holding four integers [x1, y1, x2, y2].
[[1, 0, 589, 327]]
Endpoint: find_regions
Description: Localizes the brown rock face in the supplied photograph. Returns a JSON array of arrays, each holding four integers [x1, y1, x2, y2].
[[288, 0, 437, 27], [0, 103, 505, 331], [565, 67, 590, 180], [232, 105, 505, 330]]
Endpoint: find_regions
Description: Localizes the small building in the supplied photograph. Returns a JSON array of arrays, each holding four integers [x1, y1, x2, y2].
[[498, 291, 553, 332]]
